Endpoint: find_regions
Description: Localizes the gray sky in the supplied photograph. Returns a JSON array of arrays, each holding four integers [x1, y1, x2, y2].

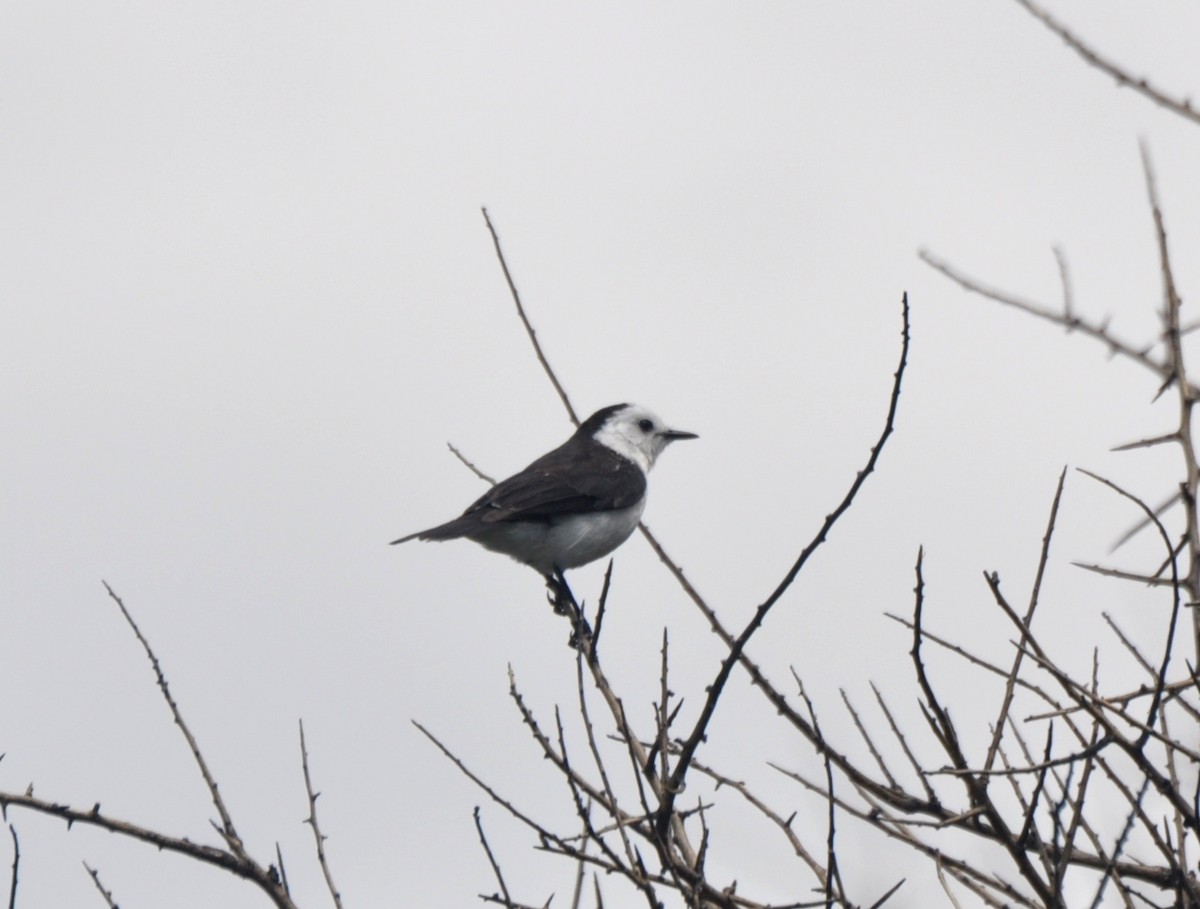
[[3, 2, 1200, 906]]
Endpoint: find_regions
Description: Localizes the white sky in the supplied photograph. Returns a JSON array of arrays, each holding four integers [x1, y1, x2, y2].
[[4, 2, 1200, 906]]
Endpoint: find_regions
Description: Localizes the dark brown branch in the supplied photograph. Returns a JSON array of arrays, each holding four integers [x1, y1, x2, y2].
[[590, 560, 614, 658], [1108, 490, 1182, 554], [6, 825, 16, 909], [274, 843, 290, 899], [867, 878, 906, 909], [658, 292, 910, 836], [475, 807, 516, 908], [822, 748, 840, 909], [1015, 725, 1053, 852]]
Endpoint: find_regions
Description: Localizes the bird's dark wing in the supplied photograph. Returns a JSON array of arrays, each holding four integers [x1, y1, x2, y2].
[[390, 439, 645, 544], [466, 441, 646, 524]]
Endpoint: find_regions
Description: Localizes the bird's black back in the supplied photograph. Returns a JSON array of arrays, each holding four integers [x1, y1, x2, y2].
[[409, 426, 646, 542]]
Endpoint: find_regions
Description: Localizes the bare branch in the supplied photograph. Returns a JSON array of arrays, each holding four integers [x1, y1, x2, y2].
[[687, 758, 828, 886], [299, 721, 343, 909], [839, 689, 899, 791], [1076, 467, 1183, 740], [1072, 562, 1177, 587], [919, 250, 1191, 393], [0, 789, 295, 908], [101, 582, 246, 856], [446, 442, 497, 485], [1012, 0, 1200, 127], [1109, 490, 1182, 554], [658, 292, 910, 835], [83, 862, 118, 909], [475, 807, 516, 909], [1139, 143, 1200, 664], [6, 826, 16, 909], [983, 468, 1067, 776], [481, 208, 578, 426]]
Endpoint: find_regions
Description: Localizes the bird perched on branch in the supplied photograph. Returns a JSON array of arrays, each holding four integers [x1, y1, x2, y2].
[[391, 403, 697, 611]]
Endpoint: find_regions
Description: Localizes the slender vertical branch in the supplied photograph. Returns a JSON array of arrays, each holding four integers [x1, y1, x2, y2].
[[658, 292, 910, 834], [983, 468, 1067, 777], [299, 721, 343, 909], [474, 807, 515, 909], [1140, 144, 1200, 662], [481, 208, 579, 426], [6, 826, 16, 909], [101, 581, 246, 855]]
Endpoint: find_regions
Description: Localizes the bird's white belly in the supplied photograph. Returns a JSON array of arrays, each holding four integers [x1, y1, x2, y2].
[[471, 500, 646, 575]]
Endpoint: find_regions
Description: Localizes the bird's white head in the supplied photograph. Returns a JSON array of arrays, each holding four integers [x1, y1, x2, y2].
[[586, 403, 698, 473]]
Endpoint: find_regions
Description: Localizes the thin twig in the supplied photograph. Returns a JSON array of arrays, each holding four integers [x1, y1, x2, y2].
[[475, 807, 515, 908], [983, 468, 1067, 776], [275, 842, 290, 898], [572, 650, 641, 890], [590, 560, 614, 658], [83, 862, 118, 909], [0, 789, 295, 908], [1076, 467, 1183, 741], [299, 721, 343, 909], [447, 442, 497, 485], [870, 681, 937, 801], [6, 826, 17, 909], [919, 561, 1057, 905], [658, 292, 910, 836], [919, 250, 1191, 393], [1072, 562, 1177, 587], [481, 208, 578, 426], [1140, 142, 1200, 666], [1012, 0, 1200, 127], [101, 582, 245, 855], [1109, 490, 1182, 554], [840, 689, 899, 790], [687, 757, 828, 886]]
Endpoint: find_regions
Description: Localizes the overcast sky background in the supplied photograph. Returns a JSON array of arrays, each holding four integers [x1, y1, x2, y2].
[[4, 2, 1200, 906]]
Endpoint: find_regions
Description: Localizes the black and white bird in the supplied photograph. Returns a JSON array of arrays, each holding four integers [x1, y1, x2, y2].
[[390, 403, 696, 610]]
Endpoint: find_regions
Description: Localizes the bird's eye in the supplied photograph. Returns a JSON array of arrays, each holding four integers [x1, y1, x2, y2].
[[638, 419, 654, 433]]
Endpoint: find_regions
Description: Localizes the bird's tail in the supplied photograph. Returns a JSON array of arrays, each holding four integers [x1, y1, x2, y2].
[[389, 516, 480, 546]]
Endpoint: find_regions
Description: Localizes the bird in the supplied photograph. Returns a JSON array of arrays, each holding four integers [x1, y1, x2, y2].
[[391, 403, 697, 612]]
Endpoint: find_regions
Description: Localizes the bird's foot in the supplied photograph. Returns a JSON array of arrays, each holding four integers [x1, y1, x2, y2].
[[546, 571, 591, 649], [545, 571, 578, 616]]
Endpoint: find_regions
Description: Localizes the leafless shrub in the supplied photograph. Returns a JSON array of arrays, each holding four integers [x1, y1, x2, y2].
[[2, 4, 1198, 907]]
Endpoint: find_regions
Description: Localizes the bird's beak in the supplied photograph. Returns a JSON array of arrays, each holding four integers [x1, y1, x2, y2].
[[661, 428, 699, 442]]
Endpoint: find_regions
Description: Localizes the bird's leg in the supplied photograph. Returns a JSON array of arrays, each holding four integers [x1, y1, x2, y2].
[[548, 569, 596, 651], [545, 568, 578, 616]]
